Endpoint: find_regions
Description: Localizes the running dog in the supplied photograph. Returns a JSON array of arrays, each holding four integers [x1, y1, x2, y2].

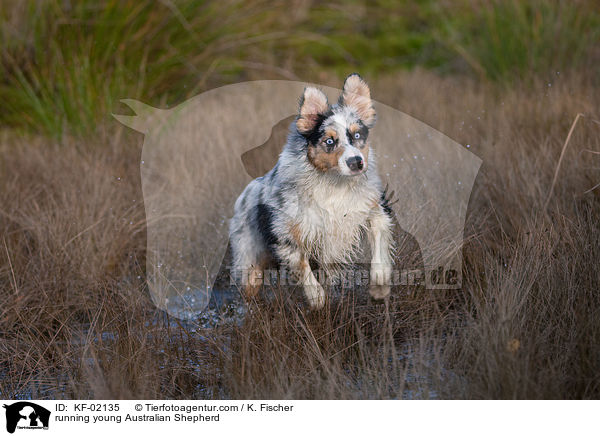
[[229, 74, 393, 309]]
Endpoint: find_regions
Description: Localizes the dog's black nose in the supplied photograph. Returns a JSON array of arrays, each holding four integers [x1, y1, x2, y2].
[[346, 156, 364, 172]]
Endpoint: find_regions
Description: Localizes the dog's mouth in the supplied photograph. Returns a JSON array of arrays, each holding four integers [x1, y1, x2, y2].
[[348, 170, 365, 176], [346, 164, 367, 176]]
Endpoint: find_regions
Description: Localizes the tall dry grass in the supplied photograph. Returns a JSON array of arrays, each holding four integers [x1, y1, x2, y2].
[[1, 70, 599, 399]]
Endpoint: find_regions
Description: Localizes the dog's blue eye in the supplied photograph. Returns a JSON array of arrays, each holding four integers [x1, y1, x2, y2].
[[325, 138, 334, 145], [354, 132, 361, 139]]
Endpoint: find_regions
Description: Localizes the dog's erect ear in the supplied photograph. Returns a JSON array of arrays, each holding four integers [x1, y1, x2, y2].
[[297, 87, 329, 134], [340, 73, 376, 128]]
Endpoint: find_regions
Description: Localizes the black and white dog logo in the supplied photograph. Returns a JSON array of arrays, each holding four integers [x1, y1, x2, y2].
[[3, 402, 50, 433]]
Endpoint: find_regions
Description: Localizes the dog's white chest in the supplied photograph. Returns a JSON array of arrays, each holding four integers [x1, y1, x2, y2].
[[310, 183, 370, 221], [296, 182, 377, 263]]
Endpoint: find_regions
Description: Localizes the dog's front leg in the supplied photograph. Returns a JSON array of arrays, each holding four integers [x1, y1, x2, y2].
[[368, 207, 393, 299], [298, 254, 325, 309], [283, 248, 325, 309]]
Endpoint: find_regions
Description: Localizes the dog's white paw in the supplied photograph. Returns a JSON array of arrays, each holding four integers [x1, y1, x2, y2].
[[370, 263, 392, 286], [303, 282, 326, 310], [369, 284, 391, 300], [369, 263, 392, 300]]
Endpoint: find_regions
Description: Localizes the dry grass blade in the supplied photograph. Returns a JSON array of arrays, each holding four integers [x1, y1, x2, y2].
[[544, 113, 584, 211], [3, 237, 18, 295]]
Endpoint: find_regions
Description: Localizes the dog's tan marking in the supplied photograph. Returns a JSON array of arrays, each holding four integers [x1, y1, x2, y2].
[[307, 144, 345, 172], [341, 75, 376, 127], [297, 87, 329, 134], [324, 129, 338, 140], [290, 223, 304, 247], [362, 142, 370, 163], [288, 255, 309, 285], [244, 266, 263, 297], [244, 256, 271, 298], [299, 258, 309, 271]]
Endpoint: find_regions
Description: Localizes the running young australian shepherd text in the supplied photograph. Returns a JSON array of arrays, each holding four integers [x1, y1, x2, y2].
[[229, 74, 393, 309]]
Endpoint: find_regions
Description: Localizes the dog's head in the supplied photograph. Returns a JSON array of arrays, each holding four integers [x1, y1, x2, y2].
[[296, 73, 376, 176]]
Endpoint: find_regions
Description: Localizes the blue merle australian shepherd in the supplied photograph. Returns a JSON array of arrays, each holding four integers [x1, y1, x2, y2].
[[229, 74, 393, 309]]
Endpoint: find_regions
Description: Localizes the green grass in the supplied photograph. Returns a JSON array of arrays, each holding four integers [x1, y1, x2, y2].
[[1, 0, 598, 137], [439, 0, 600, 81], [0, 1, 290, 136]]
